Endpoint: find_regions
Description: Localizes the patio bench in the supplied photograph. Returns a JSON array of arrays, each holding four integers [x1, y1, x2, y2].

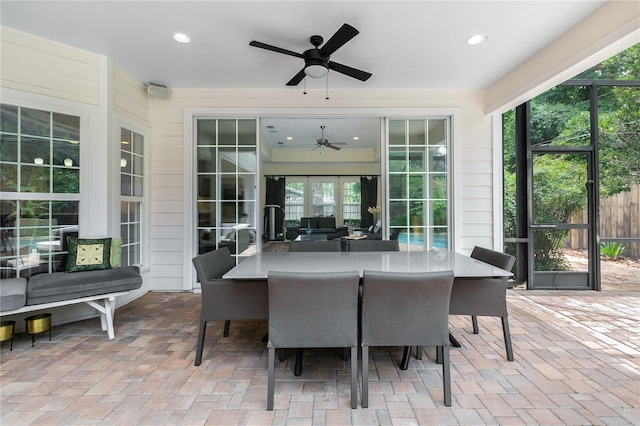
[[0, 266, 143, 339]]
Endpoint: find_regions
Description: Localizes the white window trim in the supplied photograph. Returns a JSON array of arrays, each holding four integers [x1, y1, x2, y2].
[[113, 114, 150, 269]]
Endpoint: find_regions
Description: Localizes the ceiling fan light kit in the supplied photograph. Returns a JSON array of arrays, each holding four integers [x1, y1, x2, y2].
[[250, 23, 372, 88]]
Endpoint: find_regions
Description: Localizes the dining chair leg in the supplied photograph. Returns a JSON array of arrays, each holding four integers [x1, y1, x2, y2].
[[449, 332, 462, 347], [436, 345, 443, 365], [223, 320, 231, 337], [471, 315, 479, 334], [502, 315, 514, 361], [267, 347, 275, 410], [441, 345, 451, 407], [294, 349, 303, 376], [350, 346, 358, 409], [415, 345, 423, 360], [400, 346, 411, 370], [195, 320, 207, 366], [361, 345, 369, 408], [278, 349, 286, 362]]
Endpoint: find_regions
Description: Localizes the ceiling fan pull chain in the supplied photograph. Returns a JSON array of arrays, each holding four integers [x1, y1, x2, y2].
[[326, 73, 330, 100], [303, 78, 307, 95]]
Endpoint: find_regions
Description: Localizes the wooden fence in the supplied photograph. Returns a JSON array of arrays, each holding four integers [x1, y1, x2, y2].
[[568, 185, 640, 258]]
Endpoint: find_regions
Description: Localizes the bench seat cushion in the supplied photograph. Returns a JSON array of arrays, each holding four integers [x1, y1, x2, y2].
[[26, 266, 143, 306], [0, 278, 28, 311]]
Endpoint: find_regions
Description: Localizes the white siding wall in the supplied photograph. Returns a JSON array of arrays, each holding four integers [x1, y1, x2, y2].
[[0, 28, 149, 327], [149, 89, 496, 291], [0, 27, 100, 105]]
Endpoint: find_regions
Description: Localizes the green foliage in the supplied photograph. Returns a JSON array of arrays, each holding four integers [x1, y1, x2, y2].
[[600, 242, 626, 260]]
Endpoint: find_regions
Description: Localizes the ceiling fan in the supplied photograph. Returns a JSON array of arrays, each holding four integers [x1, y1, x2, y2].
[[312, 126, 345, 151], [249, 23, 372, 86]]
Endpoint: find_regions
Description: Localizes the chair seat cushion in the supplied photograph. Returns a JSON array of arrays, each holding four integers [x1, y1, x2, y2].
[[0, 278, 28, 311], [26, 266, 142, 305]]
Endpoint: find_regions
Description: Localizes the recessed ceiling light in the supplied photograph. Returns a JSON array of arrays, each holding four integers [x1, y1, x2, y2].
[[286, 136, 293, 140], [173, 33, 191, 43], [466, 34, 488, 45], [353, 136, 360, 140]]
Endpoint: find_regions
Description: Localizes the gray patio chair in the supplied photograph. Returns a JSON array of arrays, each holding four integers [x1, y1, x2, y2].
[[192, 247, 268, 366], [361, 270, 455, 407], [289, 240, 341, 252], [267, 270, 360, 410], [347, 239, 399, 252], [449, 246, 516, 361]]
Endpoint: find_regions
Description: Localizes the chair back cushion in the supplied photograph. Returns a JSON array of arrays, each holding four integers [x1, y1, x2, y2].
[[192, 247, 235, 281], [361, 270, 454, 346], [268, 270, 359, 348], [470, 246, 515, 271]]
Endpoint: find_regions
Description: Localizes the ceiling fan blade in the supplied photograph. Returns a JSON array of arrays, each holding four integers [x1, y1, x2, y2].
[[286, 68, 306, 86], [249, 41, 303, 59], [320, 23, 359, 56], [326, 143, 341, 150], [328, 61, 372, 82]]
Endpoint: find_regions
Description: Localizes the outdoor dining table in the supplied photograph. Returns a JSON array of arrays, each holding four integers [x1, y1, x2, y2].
[[223, 250, 513, 280], [224, 250, 514, 350]]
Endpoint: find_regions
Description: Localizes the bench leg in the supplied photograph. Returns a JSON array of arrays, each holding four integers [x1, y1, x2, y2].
[[86, 296, 116, 339]]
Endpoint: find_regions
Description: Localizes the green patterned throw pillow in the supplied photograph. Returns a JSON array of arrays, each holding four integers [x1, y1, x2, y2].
[[66, 238, 113, 272]]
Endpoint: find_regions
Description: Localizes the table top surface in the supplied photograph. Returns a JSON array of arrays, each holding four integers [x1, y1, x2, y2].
[[223, 251, 512, 280]]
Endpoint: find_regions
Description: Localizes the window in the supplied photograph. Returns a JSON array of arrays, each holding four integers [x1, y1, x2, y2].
[[1, 104, 80, 278], [195, 119, 257, 259], [342, 181, 361, 227], [311, 181, 336, 217], [284, 181, 304, 226], [388, 118, 449, 251], [120, 127, 144, 266]]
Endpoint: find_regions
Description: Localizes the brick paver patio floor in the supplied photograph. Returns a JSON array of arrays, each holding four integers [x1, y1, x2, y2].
[[1, 261, 638, 425]]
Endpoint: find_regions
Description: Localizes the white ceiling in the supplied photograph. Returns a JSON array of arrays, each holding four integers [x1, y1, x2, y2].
[[1, 1, 607, 91], [0, 0, 612, 159]]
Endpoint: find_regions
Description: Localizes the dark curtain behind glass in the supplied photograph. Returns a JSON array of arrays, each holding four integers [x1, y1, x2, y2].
[[264, 177, 286, 240], [360, 176, 378, 228]]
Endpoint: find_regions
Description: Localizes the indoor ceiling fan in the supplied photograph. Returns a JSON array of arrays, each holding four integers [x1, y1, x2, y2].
[[249, 23, 372, 86], [312, 125, 345, 151]]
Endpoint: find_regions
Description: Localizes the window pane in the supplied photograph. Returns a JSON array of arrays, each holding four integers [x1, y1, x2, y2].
[[0, 134, 18, 162], [0, 105, 18, 133], [389, 175, 407, 199], [53, 140, 79, 167], [197, 120, 216, 145], [389, 148, 406, 172], [198, 175, 216, 199], [52, 112, 80, 140], [237, 119, 256, 145], [285, 182, 304, 223], [429, 146, 447, 172], [237, 148, 256, 173], [198, 201, 216, 226], [21, 108, 50, 137], [219, 148, 236, 172], [311, 182, 335, 216], [218, 120, 236, 145], [389, 120, 405, 145], [53, 168, 79, 193], [0, 164, 17, 192], [21, 165, 49, 193], [198, 147, 216, 173], [428, 120, 447, 145], [21, 137, 50, 165], [342, 182, 361, 226], [408, 120, 426, 145]]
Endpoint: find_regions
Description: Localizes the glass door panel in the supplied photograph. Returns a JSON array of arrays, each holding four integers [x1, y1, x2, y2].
[[530, 152, 592, 289]]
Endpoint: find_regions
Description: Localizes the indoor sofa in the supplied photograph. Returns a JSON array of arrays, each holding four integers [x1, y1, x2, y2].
[[285, 217, 348, 241]]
